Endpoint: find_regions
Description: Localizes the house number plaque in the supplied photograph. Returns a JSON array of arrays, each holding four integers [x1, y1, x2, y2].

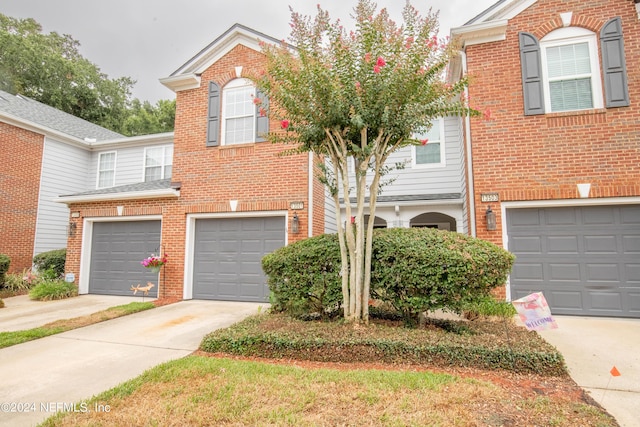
[[480, 193, 499, 203], [290, 202, 304, 210]]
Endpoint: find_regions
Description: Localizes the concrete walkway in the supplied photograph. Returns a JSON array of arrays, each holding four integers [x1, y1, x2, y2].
[[0, 296, 264, 427], [0, 294, 148, 332], [537, 316, 640, 427]]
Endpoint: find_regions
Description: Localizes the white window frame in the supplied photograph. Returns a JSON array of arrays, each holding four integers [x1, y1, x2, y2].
[[96, 151, 116, 189], [221, 78, 256, 146], [143, 145, 173, 182], [411, 118, 445, 169], [540, 27, 603, 113]]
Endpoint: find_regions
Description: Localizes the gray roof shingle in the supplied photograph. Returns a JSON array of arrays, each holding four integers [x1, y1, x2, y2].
[[60, 179, 173, 197], [0, 89, 123, 141]]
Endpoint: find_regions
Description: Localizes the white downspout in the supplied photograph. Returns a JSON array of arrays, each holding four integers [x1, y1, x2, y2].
[[461, 50, 477, 237]]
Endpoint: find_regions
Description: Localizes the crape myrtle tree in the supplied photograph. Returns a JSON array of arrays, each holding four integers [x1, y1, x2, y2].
[[256, 0, 480, 322]]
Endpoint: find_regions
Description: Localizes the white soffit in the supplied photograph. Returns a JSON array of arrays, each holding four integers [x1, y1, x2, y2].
[[451, 0, 539, 47]]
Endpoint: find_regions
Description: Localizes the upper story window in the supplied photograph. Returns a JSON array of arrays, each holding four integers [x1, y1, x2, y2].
[[206, 79, 269, 147], [97, 151, 116, 188], [144, 146, 173, 181], [412, 119, 444, 168], [222, 79, 255, 145], [519, 17, 629, 116], [540, 28, 602, 112]]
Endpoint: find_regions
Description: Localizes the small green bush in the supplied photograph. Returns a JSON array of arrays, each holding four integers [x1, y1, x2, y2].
[[370, 228, 515, 326], [0, 254, 10, 287], [262, 234, 342, 318], [29, 280, 77, 301], [33, 249, 66, 278]]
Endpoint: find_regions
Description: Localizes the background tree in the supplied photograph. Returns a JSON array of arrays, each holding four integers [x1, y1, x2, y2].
[[257, 0, 479, 322], [0, 13, 174, 136], [123, 99, 176, 136]]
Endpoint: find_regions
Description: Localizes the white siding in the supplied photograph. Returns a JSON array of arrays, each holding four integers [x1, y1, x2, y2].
[[338, 116, 466, 200], [375, 116, 465, 197], [88, 146, 145, 188], [34, 138, 91, 255]]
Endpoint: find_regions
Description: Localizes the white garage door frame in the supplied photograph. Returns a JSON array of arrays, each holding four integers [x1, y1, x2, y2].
[[183, 211, 289, 300], [501, 196, 640, 301], [78, 215, 163, 294]]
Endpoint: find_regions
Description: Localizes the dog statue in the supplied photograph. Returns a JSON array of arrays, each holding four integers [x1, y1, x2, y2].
[[130, 282, 155, 295]]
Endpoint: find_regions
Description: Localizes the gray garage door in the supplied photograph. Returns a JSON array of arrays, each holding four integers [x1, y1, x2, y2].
[[508, 205, 640, 318], [193, 216, 285, 302], [89, 221, 161, 297]]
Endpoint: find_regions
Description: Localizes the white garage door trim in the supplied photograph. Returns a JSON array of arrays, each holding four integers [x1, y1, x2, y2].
[[78, 215, 162, 294], [183, 211, 289, 300], [501, 197, 640, 301]]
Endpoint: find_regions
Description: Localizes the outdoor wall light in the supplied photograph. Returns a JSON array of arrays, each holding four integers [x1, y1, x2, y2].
[[291, 212, 300, 234], [485, 206, 496, 231], [68, 221, 77, 237]]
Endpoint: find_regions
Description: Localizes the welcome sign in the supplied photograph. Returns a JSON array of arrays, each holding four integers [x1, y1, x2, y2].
[[512, 292, 558, 331]]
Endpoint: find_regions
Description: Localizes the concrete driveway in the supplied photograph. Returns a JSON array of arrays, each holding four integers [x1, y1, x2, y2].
[[537, 316, 640, 427], [0, 295, 264, 427]]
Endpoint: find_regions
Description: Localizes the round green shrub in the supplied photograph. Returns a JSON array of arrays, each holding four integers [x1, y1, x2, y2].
[[262, 233, 342, 318], [32, 249, 66, 278], [370, 228, 515, 325]]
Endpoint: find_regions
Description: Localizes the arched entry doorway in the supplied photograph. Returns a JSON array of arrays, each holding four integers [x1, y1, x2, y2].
[[410, 212, 456, 231]]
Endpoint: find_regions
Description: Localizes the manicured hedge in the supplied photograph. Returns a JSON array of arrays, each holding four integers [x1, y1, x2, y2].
[[262, 228, 515, 325], [262, 233, 342, 318], [370, 228, 515, 325]]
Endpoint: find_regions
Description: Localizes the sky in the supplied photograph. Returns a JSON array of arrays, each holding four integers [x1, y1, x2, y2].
[[0, 0, 497, 103]]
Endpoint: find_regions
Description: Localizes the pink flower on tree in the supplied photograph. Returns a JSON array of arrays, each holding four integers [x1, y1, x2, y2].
[[483, 108, 493, 121], [355, 81, 361, 90], [259, 107, 267, 117], [373, 56, 386, 73], [420, 139, 428, 145], [405, 36, 414, 49], [253, 97, 262, 105], [364, 52, 372, 63], [281, 119, 290, 129]]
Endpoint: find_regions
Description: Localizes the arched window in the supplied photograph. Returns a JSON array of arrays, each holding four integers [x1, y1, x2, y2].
[[206, 78, 268, 147], [222, 78, 256, 145]]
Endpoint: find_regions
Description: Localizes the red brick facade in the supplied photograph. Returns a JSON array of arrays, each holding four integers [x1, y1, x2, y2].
[[65, 43, 325, 300], [0, 122, 44, 272], [464, 0, 640, 247]]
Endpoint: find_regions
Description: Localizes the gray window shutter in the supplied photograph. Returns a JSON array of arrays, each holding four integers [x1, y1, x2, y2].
[[255, 89, 269, 142], [207, 81, 220, 147], [600, 17, 630, 108], [519, 32, 545, 116]]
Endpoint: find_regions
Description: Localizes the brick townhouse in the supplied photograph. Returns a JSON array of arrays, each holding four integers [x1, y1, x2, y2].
[[60, 25, 325, 302], [449, 0, 640, 317]]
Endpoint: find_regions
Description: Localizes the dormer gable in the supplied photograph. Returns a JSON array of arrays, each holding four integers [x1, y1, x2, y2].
[[159, 24, 282, 93]]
